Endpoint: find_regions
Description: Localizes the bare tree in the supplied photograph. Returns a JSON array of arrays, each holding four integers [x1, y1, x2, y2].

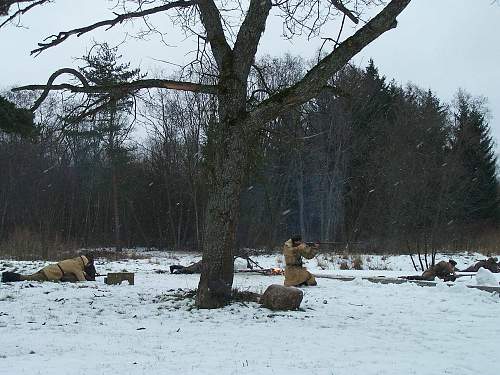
[[2, 0, 412, 308]]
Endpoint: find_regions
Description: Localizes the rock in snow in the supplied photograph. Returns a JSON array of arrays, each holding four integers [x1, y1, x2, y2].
[[260, 284, 303, 310], [475, 267, 498, 286]]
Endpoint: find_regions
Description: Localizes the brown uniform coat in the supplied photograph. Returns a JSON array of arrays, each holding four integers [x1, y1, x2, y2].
[[421, 261, 455, 281], [40, 256, 90, 281], [462, 258, 499, 273], [283, 239, 317, 286]]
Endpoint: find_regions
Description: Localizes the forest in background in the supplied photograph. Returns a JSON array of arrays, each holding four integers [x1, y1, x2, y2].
[[0, 50, 498, 258]]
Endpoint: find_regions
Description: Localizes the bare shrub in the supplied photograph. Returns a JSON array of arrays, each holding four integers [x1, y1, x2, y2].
[[368, 263, 390, 270], [87, 249, 147, 261], [472, 229, 500, 256], [339, 261, 350, 270], [232, 288, 262, 303], [154, 288, 261, 306], [0, 228, 79, 261], [352, 255, 363, 270]]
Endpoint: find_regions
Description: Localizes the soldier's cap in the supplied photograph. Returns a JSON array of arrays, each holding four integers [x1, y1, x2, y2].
[[291, 235, 302, 243], [84, 253, 95, 263], [448, 259, 457, 266]]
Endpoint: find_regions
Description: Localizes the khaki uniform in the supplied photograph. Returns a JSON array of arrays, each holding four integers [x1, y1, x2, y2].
[[283, 239, 317, 287], [21, 256, 90, 282], [421, 261, 455, 281]]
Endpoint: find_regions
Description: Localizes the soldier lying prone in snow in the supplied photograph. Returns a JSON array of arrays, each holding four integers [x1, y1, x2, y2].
[[2, 254, 96, 283]]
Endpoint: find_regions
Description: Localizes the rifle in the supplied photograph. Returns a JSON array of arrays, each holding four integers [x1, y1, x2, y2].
[[305, 241, 351, 246], [453, 272, 476, 279], [235, 268, 284, 276], [245, 256, 265, 270], [234, 254, 265, 270]]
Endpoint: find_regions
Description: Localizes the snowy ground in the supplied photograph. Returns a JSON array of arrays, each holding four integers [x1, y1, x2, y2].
[[1, 251, 499, 375]]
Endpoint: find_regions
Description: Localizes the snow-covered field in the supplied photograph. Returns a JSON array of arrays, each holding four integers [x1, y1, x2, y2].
[[1, 251, 499, 375]]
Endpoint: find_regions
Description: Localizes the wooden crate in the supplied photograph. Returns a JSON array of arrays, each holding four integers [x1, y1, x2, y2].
[[104, 272, 135, 285]]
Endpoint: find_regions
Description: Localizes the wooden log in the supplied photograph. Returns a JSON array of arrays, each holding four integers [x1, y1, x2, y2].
[[312, 275, 356, 282]]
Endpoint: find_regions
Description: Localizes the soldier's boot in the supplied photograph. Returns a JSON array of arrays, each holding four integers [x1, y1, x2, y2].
[[2, 271, 22, 282], [2, 269, 49, 282]]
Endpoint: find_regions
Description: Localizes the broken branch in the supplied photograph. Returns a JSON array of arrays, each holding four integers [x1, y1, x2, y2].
[[13, 69, 219, 111]]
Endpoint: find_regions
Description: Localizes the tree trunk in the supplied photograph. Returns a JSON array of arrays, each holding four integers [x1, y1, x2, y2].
[[163, 169, 178, 249], [111, 162, 122, 251], [196, 128, 246, 308], [196, 78, 250, 308], [295, 148, 306, 239]]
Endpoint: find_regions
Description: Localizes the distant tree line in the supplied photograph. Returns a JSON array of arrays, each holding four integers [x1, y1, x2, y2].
[[0, 54, 498, 256]]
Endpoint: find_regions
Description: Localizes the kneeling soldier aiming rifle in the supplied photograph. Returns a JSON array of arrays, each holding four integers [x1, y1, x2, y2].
[[283, 235, 319, 287]]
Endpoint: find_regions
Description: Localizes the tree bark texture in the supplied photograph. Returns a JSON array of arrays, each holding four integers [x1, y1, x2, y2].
[[196, 76, 253, 308]]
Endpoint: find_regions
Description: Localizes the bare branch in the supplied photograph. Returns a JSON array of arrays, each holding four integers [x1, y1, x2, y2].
[[63, 95, 113, 125], [195, 0, 232, 70], [0, 0, 49, 28], [31, 0, 195, 56], [251, 63, 273, 95], [1, 0, 39, 15], [17, 67, 90, 111], [233, 0, 272, 80], [331, 0, 359, 24], [250, 0, 411, 124]]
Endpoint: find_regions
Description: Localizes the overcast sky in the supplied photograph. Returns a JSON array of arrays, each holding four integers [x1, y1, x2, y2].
[[1, 0, 499, 150]]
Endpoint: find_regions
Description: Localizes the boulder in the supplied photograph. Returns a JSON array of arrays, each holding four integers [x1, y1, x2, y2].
[[260, 284, 303, 311]]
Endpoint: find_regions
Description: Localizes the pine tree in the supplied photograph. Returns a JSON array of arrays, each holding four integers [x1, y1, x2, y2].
[[451, 91, 499, 225], [345, 60, 392, 241], [0, 95, 34, 136], [78, 43, 142, 251]]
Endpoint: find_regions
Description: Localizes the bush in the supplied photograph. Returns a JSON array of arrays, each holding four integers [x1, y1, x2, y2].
[[85, 249, 147, 261], [339, 261, 350, 270], [352, 255, 363, 270], [0, 228, 79, 260]]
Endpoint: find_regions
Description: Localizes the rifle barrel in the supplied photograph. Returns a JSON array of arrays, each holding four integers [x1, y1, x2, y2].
[[305, 241, 351, 245]]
